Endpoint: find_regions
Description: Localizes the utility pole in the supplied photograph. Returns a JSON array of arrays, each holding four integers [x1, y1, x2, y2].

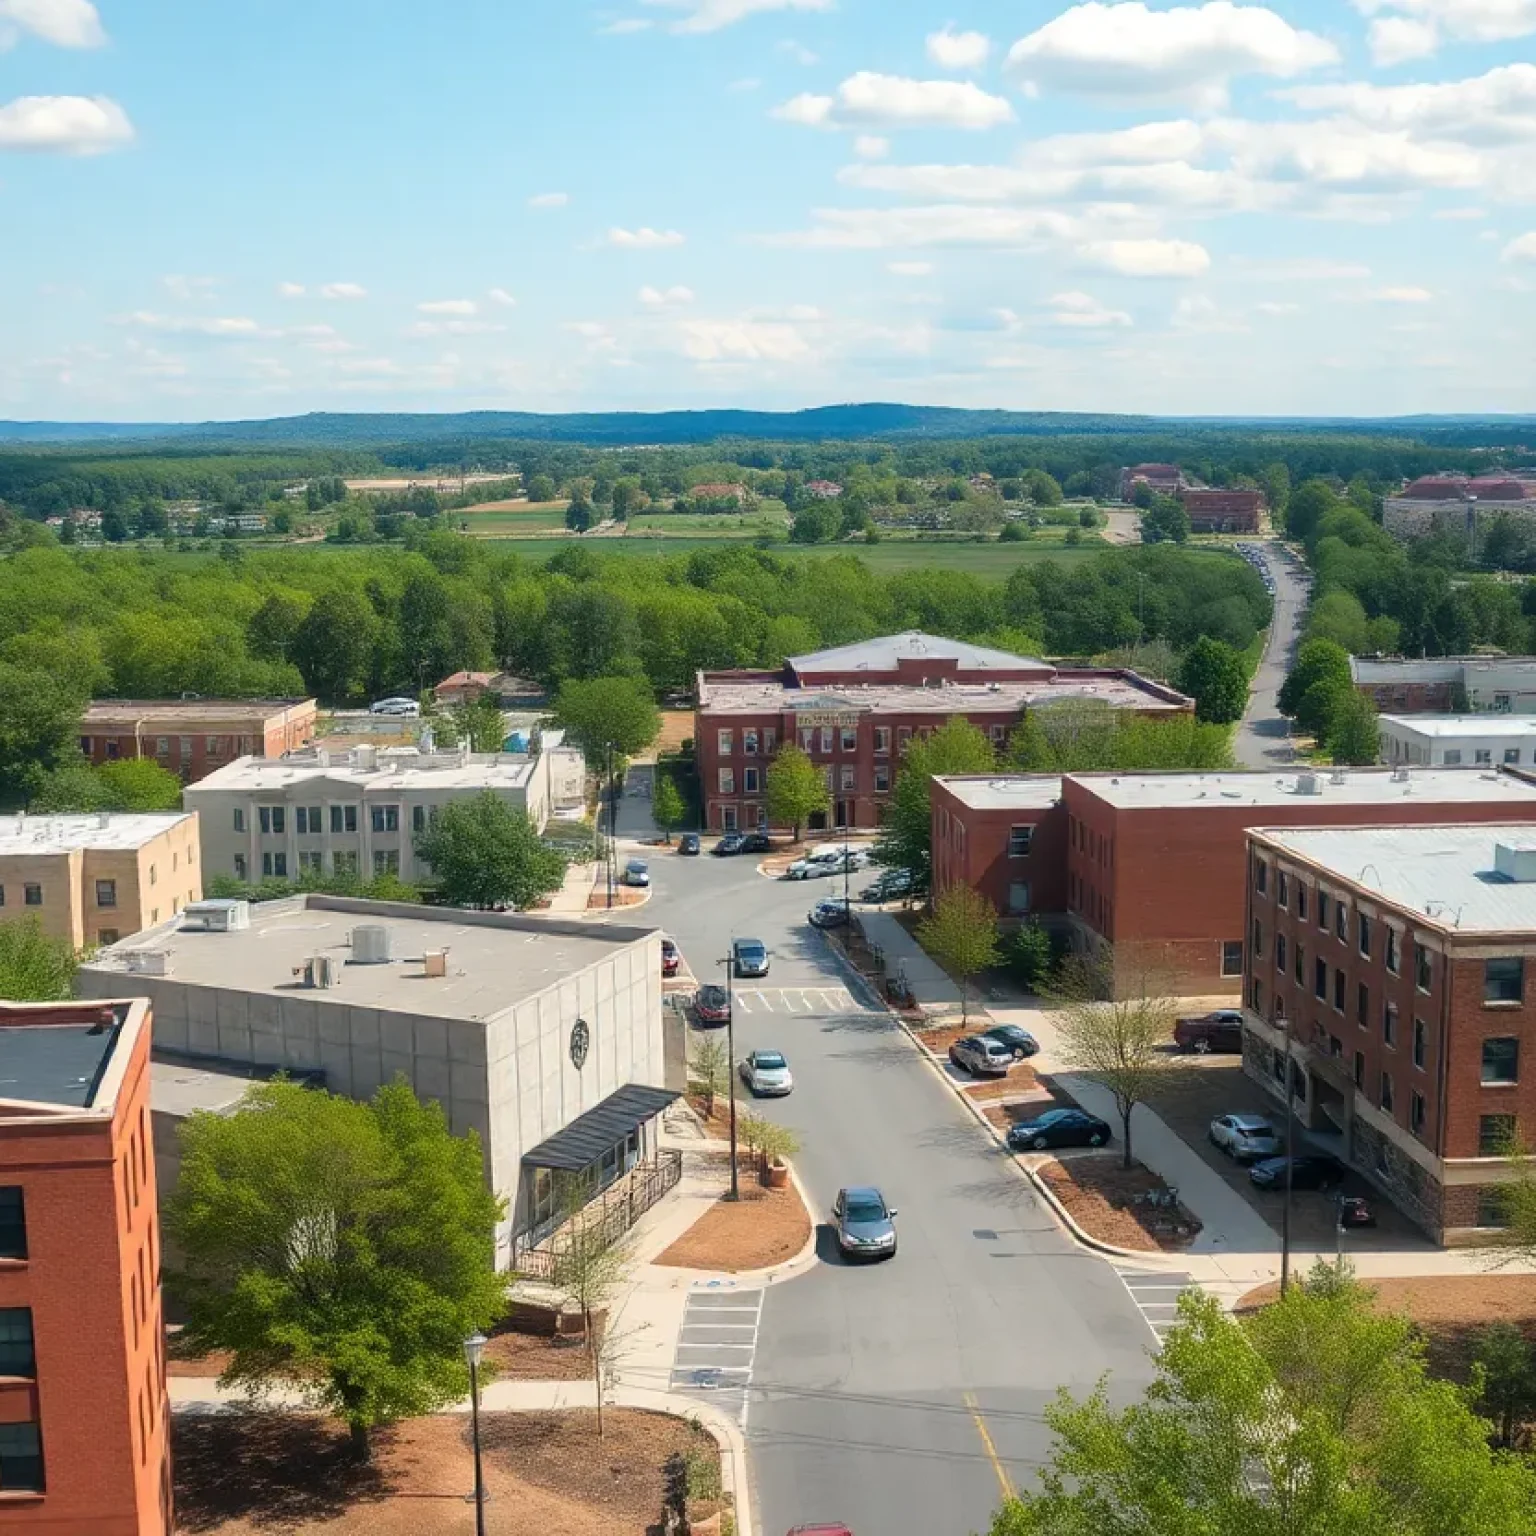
[[1280, 1008, 1296, 1296], [721, 951, 739, 1201]]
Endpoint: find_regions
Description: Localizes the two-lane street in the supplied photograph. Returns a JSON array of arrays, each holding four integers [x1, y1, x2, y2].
[[628, 841, 1157, 1536]]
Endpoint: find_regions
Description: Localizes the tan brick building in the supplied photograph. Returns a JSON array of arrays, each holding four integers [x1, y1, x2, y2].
[[1242, 823, 1536, 1244], [0, 814, 201, 950], [79, 699, 317, 785]]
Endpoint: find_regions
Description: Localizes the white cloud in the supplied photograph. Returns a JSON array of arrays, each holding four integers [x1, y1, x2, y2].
[[1503, 232, 1536, 261], [1373, 285, 1434, 301], [1171, 293, 1248, 331], [1434, 206, 1485, 220], [162, 275, 217, 302], [853, 135, 889, 160], [1208, 117, 1482, 193], [320, 282, 367, 300], [774, 72, 1014, 130], [407, 319, 503, 337], [643, 0, 832, 35], [1005, 2, 1338, 110], [1255, 300, 1302, 313], [339, 357, 404, 377], [888, 260, 936, 275], [678, 318, 814, 361], [0, 94, 133, 152], [1367, 16, 1438, 65], [777, 38, 818, 64], [640, 284, 696, 306], [488, 288, 517, 306], [417, 298, 479, 315], [529, 191, 570, 207], [600, 17, 653, 33], [1279, 65, 1536, 148], [926, 24, 992, 70], [606, 226, 686, 247], [1049, 290, 1132, 327], [276, 282, 306, 299], [1079, 238, 1211, 276], [1233, 256, 1372, 279], [0, 0, 105, 49], [1353, 0, 1536, 46], [116, 312, 265, 337], [762, 204, 1080, 248]]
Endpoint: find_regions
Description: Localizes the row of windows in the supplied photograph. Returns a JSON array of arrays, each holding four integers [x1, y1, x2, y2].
[[717, 764, 893, 796], [716, 727, 779, 757], [82, 732, 255, 760], [235, 849, 399, 881], [238, 803, 439, 837]]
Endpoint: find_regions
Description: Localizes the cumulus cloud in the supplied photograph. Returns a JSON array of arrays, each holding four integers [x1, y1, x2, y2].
[[488, 288, 517, 306], [1279, 65, 1536, 148], [1049, 290, 1132, 327], [162, 275, 217, 302], [1208, 117, 1482, 192], [276, 282, 306, 299], [853, 135, 890, 159], [1005, 2, 1338, 110], [529, 191, 570, 207], [417, 298, 479, 315], [640, 284, 696, 306], [1373, 285, 1434, 300], [0, 0, 105, 49], [678, 318, 814, 361], [1079, 238, 1211, 276], [606, 226, 686, 247], [115, 312, 265, 337], [1353, 0, 1536, 46], [0, 94, 133, 152], [926, 24, 991, 70], [1504, 232, 1536, 261], [320, 282, 367, 300], [643, 0, 832, 35], [1367, 15, 1439, 65], [774, 72, 1014, 130], [762, 204, 1080, 248]]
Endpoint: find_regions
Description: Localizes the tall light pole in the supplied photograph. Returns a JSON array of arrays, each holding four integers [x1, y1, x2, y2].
[[1279, 1008, 1297, 1296], [719, 950, 740, 1201], [604, 740, 616, 910], [463, 1332, 489, 1535]]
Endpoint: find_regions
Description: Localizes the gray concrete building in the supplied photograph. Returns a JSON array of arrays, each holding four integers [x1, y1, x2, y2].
[[78, 894, 671, 1267]]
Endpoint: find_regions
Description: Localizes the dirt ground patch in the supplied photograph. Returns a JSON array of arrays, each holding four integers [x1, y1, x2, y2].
[[653, 711, 695, 755], [172, 1408, 716, 1536], [962, 1065, 1041, 1100], [588, 886, 647, 909], [482, 1326, 600, 1383], [983, 1090, 1076, 1131], [655, 1179, 810, 1272], [1038, 1154, 1202, 1252]]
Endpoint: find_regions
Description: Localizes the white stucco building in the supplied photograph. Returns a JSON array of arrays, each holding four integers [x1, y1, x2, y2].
[[1377, 714, 1536, 769]]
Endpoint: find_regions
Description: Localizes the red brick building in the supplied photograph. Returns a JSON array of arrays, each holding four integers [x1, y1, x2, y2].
[[931, 767, 1536, 994], [1241, 823, 1536, 1243], [1178, 488, 1265, 533], [80, 699, 317, 785], [696, 633, 1190, 834], [0, 997, 170, 1531], [1118, 463, 1184, 500], [1351, 655, 1536, 716]]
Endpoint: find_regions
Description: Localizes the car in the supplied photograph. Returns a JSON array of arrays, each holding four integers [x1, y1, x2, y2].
[[860, 869, 914, 902], [733, 937, 770, 977], [369, 696, 420, 717], [623, 858, 650, 888], [1174, 1009, 1245, 1054], [1005, 1107, 1112, 1152], [1209, 1113, 1281, 1163], [739, 831, 771, 854], [713, 834, 746, 857], [678, 833, 701, 856], [948, 1035, 1016, 1078], [1249, 1153, 1345, 1191], [808, 898, 851, 929], [832, 1186, 897, 1260], [661, 938, 681, 978], [740, 1049, 793, 1096], [694, 984, 731, 1026], [784, 857, 834, 882], [983, 1024, 1040, 1060]]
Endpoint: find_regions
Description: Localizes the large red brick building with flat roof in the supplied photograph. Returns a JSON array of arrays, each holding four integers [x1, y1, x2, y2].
[[0, 997, 170, 1532], [696, 632, 1191, 834], [932, 766, 1536, 995], [80, 698, 317, 785]]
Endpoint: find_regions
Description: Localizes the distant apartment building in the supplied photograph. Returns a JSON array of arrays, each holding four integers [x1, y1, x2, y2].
[[0, 813, 201, 949], [432, 670, 546, 709], [0, 997, 171, 1531], [1352, 655, 1536, 715], [1242, 824, 1536, 1243], [184, 742, 572, 886], [932, 766, 1536, 995], [1178, 487, 1265, 533], [1378, 714, 1536, 769], [1383, 474, 1536, 544], [804, 480, 843, 500], [79, 698, 318, 785], [696, 632, 1191, 834], [1118, 463, 1185, 500]]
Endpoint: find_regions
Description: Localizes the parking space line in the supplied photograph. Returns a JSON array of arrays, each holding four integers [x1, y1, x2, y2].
[[735, 995, 753, 1014]]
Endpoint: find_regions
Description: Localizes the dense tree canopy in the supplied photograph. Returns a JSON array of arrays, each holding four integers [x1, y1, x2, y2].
[[413, 793, 567, 909], [875, 717, 996, 887]]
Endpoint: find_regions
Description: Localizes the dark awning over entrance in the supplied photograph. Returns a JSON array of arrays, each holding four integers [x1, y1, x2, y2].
[[521, 1083, 680, 1173]]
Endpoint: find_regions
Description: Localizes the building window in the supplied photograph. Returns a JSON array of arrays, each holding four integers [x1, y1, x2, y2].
[[717, 729, 733, 757], [297, 805, 324, 835], [233, 807, 246, 833], [262, 852, 288, 879], [0, 1421, 42, 1493], [1249, 976, 1263, 1014], [1297, 885, 1308, 922], [990, 724, 1006, 745], [1480, 1113, 1517, 1156], [1317, 891, 1329, 929], [1252, 917, 1263, 962], [1413, 1017, 1427, 1070], [1415, 943, 1432, 993], [1411, 1090, 1426, 1137], [412, 805, 426, 833], [743, 767, 760, 794], [1009, 826, 1033, 858], [763, 728, 776, 753], [0, 1309, 35, 1377], [1255, 859, 1268, 895], [370, 804, 400, 834], [1334, 902, 1347, 942], [1276, 933, 1287, 974], [1008, 882, 1031, 914], [897, 727, 912, 753], [1444, 749, 1463, 766], [299, 851, 324, 873], [330, 804, 359, 834], [1506, 748, 1522, 765], [840, 765, 855, 792], [1314, 956, 1327, 1000], [0, 1188, 24, 1259], [233, 854, 247, 882], [333, 850, 358, 876], [821, 726, 834, 754], [1277, 870, 1288, 909], [149, 863, 157, 887], [840, 726, 857, 752], [721, 805, 738, 832], [1357, 912, 1371, 958], [1485, 957, 1525, 1004], [1333, 968, 1345, 1011], [874, 765, 890, 793], [1382, 1000, 1396, 1045], [1295, 943, 1304, 987], [258, 806, 286, 835], [1221, 941, 1243, 978], [743, 729, 758, 755], [23, 885, 40, 907], [1482, 1037, 1520, 1085], [95, 879, 117, 909], [105, 738, 119, 760], [373, 850, 400, 876], [874, 727, 891, 755], [1380, 1072, 1394, 1113], [799, 726, 814, 752], [718, 768, 735, 794], [1477, 1188, 1511, 1228], [156, 736, 170, 757], [1349, 1049, 1364, 1090], [1476, 749, 1493, 766], [1385, 928, 1400, 975], [99, 928, 118, 945]]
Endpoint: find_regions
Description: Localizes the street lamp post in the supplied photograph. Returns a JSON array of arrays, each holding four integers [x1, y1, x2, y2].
[[720, 951, 740, 1201], [463, 1332, 489, 1535], [604, 740, 616, 910]]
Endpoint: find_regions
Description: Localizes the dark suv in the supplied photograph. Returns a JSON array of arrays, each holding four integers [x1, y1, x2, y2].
[[1174, 1009, 1244, 1055], [739, 831, 771, 853]]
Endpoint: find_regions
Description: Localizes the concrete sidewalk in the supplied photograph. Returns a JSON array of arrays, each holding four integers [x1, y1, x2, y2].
[[856, 908, 980, 1020]]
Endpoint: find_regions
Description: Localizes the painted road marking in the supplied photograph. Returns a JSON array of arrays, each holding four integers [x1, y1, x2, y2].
[[965, 1391, 1016, 1501], [669, 1286, 766, 1428], [1115, 1269, 1197, 1342], [726, 987, 860, 1016]]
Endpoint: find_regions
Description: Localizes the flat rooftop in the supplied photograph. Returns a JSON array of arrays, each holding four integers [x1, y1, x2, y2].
[[934, 776, 1065, 810], [1351, 656, 1536, 683], [149, 1055, 307, 1118], [0, 811, 193, 855], [1255, 824, 1536, 935], [698, 674, 1186, 717], [83, 698, 313, 725], [82, 895, 656, 1023], [789, 632, 1048, 676], [1379, 715, 1536, 738], [187, 749, 537, 793], [0, 1004, 127, 1111], [1074, 767, 1536, 810]]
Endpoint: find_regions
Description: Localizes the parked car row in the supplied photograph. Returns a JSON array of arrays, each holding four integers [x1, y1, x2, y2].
[[947, 1025, 1040, 1077], [1174, 1009, 1244, 1054], [786, 844, 871, 881], [1207, 1111, 1349, 1189]]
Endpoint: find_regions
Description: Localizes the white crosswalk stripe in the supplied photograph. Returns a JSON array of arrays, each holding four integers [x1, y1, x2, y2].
[[1115, 1268, 1197, 1345], [731, 986, 858, 1015], [668, 1283, 766, 1427]]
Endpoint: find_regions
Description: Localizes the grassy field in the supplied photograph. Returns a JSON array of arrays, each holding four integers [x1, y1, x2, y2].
[[456, 502, 569, 536]]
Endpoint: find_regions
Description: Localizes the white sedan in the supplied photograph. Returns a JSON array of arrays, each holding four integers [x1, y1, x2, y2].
[[739, 1049, 794, 1097]]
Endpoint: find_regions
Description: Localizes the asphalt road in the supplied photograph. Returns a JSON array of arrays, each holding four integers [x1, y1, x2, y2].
[[629, 839, 1158, 1536], [1233, 541, 1312, 770]]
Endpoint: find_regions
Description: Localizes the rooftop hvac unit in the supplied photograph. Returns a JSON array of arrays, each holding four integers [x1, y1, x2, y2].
[[422, 948, 449, 978], [1330, 769, 1347, 785], [1295, 773, 1323, 796], [123, 950, 169, 976], [182, 898, 251, 933], [1496, 842, 1536, 884], [351, 925, 393, 964], [1392, 766, 1411, 782], [294, 954, 341, 988], [353, 745, 378, 773]]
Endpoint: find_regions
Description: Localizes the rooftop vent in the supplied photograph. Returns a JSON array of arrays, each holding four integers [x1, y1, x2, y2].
[[422, 948, 450, 978], [351, 925, 393, 964], [1495, 842, 1536, 884], [1295, 773, 1323, 796], [182, 898, 251, 933], [294, 954, 341, 989], [1391, 766, 1410, 782], [123, 949, 169, 976], [353, 745, 378, 773], [1330, 769, 1347, 785]]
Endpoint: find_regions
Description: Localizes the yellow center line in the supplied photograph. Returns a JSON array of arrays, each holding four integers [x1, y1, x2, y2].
[[964, 1391, 1016, 1501]]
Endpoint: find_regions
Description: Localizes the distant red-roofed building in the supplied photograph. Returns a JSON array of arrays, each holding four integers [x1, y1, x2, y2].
[[1179, 487, 1265, 533], [1118, 463, 1185, 500], [689, 483, 748, 503], [1385, 473, 1536, 542], [804, 480, 843, 500]]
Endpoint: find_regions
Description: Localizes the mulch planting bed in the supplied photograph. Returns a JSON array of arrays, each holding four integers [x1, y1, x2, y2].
[[483, 1325, 601, 1383], [1038, 1154, 1203, 1253], [655, 1179, 811, 1272]]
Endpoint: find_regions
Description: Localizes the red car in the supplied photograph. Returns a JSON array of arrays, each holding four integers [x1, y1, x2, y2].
[[661, 938, 681, 977], [694, 984, 731, 1026]]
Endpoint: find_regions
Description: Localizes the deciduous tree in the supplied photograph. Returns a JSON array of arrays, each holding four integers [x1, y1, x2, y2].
[[0, 916, 81, 998], [554, 675, 661, 760], [916, 885, 1000, 1025], [1326, 689, 1380, 766], [765, 744, 829, 843], [652, 774, 686, 843], [1175, 635, 1249, 725], [96, 757, 186, 811], [874, 717, 995, 888], [413, 792, 567, 909]]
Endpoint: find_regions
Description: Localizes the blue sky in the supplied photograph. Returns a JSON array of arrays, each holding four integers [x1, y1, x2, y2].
[[2, 0, 1535, 420]]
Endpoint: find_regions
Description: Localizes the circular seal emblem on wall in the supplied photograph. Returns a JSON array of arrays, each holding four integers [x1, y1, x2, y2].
[[570, 1018, 591, 1070]]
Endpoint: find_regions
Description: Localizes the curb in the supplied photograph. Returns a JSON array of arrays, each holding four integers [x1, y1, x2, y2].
[[613, 1386, 755, 1536]]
